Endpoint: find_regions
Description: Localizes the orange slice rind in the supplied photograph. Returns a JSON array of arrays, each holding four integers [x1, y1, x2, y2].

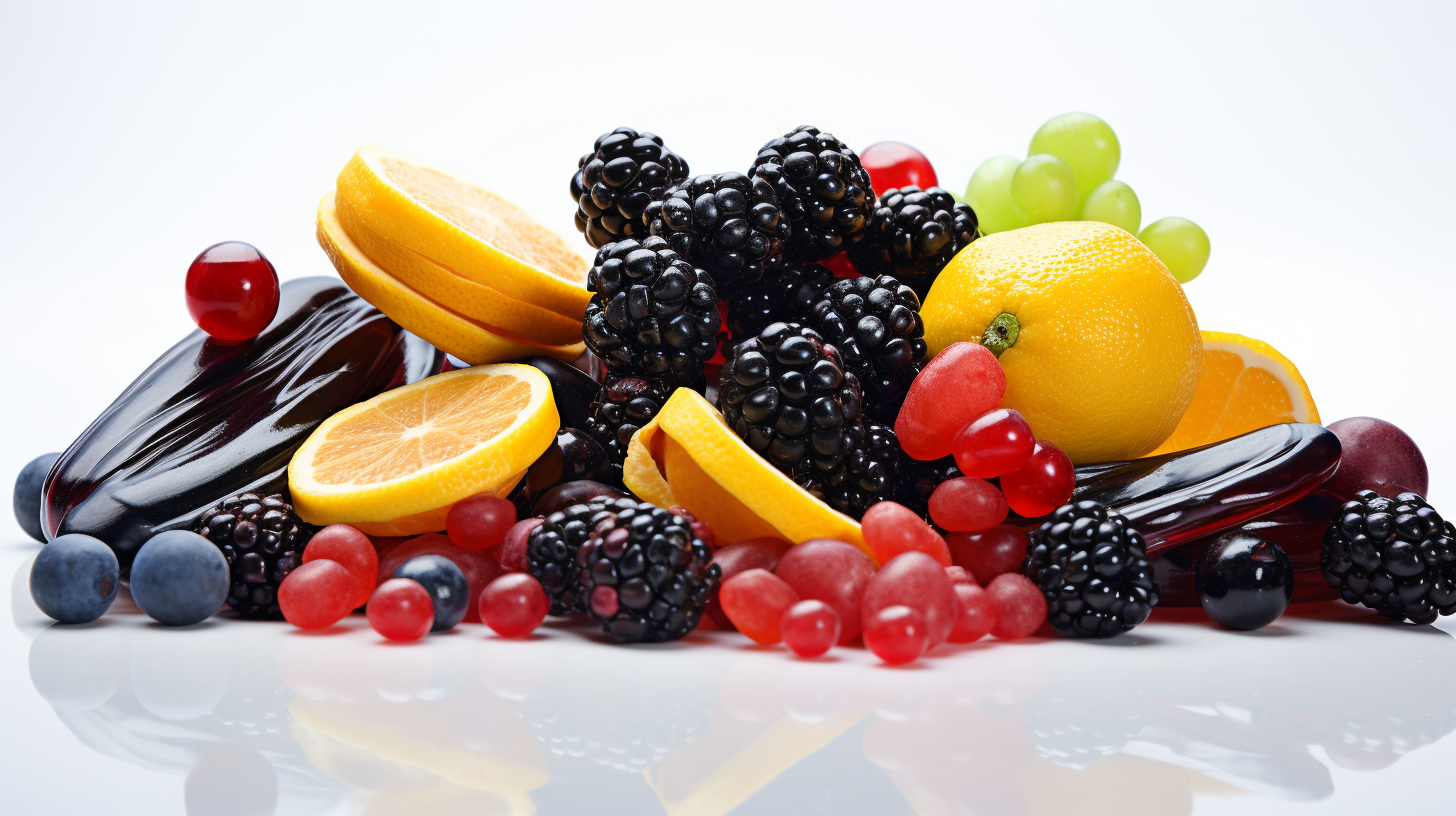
[[348, 471, 524, 537]]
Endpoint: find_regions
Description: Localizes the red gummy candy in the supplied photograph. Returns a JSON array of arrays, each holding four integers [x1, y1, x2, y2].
[[278, 559, 356, 630], [948, 583, 998, 643], [446, 493, 517, 550], [1000, 440, 1075, 518], [985, 573, 1047, 640], [499, 518, 543, 573], [896, 343, 1005, 461], [861, 551, 959, 649], [367, 578, 434, 641], [774, 538, 877, 644], [720, 569, 800, 645], [377, 533, 502, 623], [781, 600, 840, 658], [947, 525, 1029, 585], [706, 539, 789, 630], [928, 477, 1009, 532], [303, 524, 378, 609], [478, 573, 549, 638], [861, 501, 952, 566], [860, 141, 938, 195], [864, 605, 930, 665], [951, 408, 1035, 478]]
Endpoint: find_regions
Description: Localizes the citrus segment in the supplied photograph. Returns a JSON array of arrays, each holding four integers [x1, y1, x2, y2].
[[662, 436, 785, 544], [337, 146, 591, 319], [289, 364, 558, 526], [1149, 331, 1319, 456]]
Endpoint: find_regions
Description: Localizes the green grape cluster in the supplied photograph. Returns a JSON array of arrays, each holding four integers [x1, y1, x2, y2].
[[963, 113, 1210, 283]]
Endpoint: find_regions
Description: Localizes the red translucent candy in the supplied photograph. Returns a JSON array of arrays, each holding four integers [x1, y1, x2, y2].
[[367, 578, 435, 641], [478, 573, 549, 638], [278, 559, 356, 630], [861, 501, 952, 566], [774, 539, 877, 644], [184, 241, 281, 341], [303, 524, 378, 609], [498, 518, 543, 573], [860, 142, 938, 195], [896, 343, 1006, 461], [948, 583, 998, 643], [864, 605, 930, 665], [1000, 440, 1075, 518], [720, 569, 800, 645], [985, 573, 1047, 640], [947, 525, 1029, 584], [446, 493, 517, 549], [861, 551, 959, 649], [781, 600, 840, 658], [376, 533, 502, 623], [706, 539, 789, 630], [944, 566, 974, 585], [821, 252, 861, 279], [952, 408, 1035, 478], [928, 477, 1009, 532]]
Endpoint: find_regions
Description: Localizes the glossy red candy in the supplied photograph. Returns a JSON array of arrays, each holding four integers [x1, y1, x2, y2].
[[303, 524, 378, 609], [952, 408, 1035, 478], [985, 573, 1046, 640], [278, 559, 355, 630], [999, 440, 1075, 518], [478, 573, 549, 638], [896, 343, 1006, 461], [184, 241, 281, 341], [862, 501, 952, 565], [928, 477, 1009, 532], [948, 583, 998, 643], [774, 539, 877, 644], [367, 578, 435, 641], [860, 142, 938, 195], [705, 539, 790, 630], [863, 605, 930, 665], [947, 525, 1029, 584], [781, 600, 841, 658], [861, 551, 959, 649], [720, 569, 800, 645], [446, 493, 517, 549]]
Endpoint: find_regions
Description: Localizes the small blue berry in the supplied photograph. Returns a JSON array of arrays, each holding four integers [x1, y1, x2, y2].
[[129, 530, 230, 626], [30, 534, 119, 623], [14, 452, 60, 543], [393, 555, 468, 631]]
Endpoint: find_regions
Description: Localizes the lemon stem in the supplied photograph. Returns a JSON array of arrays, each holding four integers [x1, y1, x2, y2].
[[981, 313, 1020, 357]]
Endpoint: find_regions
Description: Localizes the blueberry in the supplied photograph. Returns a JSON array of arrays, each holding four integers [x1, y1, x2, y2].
[[129, 530, 230, 626], [14, 452, 60, 543], [393, 555, 468, 631], [1196, 532, 1295, 630], [30, 534, 119, 623]]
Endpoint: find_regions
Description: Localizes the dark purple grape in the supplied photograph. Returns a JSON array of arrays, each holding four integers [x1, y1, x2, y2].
[[533, 481, 627, 518]]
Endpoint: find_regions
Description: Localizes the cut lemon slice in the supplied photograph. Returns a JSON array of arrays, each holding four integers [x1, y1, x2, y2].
[[337, 146, 590, 319], [318, 193, 584, 365], [1150, 330, 1320, 455], [289, 364, 559, 526]]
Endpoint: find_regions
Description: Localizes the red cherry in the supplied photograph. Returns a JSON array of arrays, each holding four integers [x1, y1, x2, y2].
[[951, 408, 1036, 478], [184, 241, 280, 341], [1000, 440, 1076, 518], [860, 142, 938, 195]]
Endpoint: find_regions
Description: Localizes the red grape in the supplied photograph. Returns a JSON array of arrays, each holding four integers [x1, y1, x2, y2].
[[946, 525, 1029, 584], [985, 573, 1046, 640], [367, 578, 435, 641], [860, 142, 938, 195], [706, 539, 789, 630], [781, 600, 840, 658], [478, 573, 549, 638], [863, 606, 930, 665], [278, 559, 356, 630], [720, 569, 800, 645], [951, 408, 1035, 478], [303, 524, 378, 609], [948, 583, 998, 644], [896, 343, 1006, 461], [774, 539, 877, 644], [945, 566, 974, 585], [498, 518, 542, 573], [861, 551, 959, 649], [861, 501, 952, 566], [184, 241, 280, 341], [928, 477, 1009, 532], [376, 533, 502, 624], [446, 493, 517, 549], [1000, 440, 1075, 518], [1325, 417, 1429, 498]]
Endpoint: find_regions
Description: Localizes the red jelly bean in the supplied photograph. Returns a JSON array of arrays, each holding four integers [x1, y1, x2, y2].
[[446, 493, 517, 550], [184, 241, 281, 341], [367, 578, 435, 641], [278, 559, 356, 630], [774, 539, 877, 644], [985, 573, 1047, 640], [705, 539, 789, 630], [720, 569, 800, 645], [781, 600, 841, 658], [498, 518, 543, 573], [864, 605, 930, 665], [478, 573, 549, 638], [1000, 440, 1076, 518], [862, 551, 959, 649], [896, 343, 1006, 461], [861, 501, 952, 566], [860, 142, 938, 195], [929, 477, 1009, 532], [947, 525, 1030, 585], [377, 533, 502, 624], [952, 408, 1036, 478], [948, 583, 998, 643], [304, 524, 378, 609]]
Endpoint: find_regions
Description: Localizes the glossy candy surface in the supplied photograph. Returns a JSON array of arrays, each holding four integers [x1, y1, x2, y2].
[[999, 440, 1075, 518], [860, 142, 938, 194], [367, 578, 434, 641], [781, 600, 840, 657], [862, 501, 952, 565], [948, 583, 997, 643], [1196, 532, 1294, 630], [896, 343, 1006, 461], [952, 408, 1035, 478], [705, 539, 787, 630], [720, 569, 799, 645], [278, 559, 355, 630], [478, 573, 550, 638], [863, 605, 929, 665], [184, 242, 281, 341]]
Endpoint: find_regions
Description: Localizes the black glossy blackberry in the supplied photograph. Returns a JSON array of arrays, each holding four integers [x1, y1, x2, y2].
[[1022, 501, 1159, 638], [806, 275, 927, 424], [195, 493, 314, 619], [717, 322, 862, 484], [526, 496, 645, 616], [571, 127, 689, 249], [585, 375, 675, 486], [582, 237, 721, 386], [1321, 490, 1456, 624], [895, 455, 962, 519], [749, 125, 875, 262], [847, 186, 980, 297], [819, 421, 902, 519], [725, 260, 835, 340], [575, 504, 720, 643], [644, 172, 790, 292]]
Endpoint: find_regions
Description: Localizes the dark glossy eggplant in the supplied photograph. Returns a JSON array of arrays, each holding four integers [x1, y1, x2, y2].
[[43, 277, 445, 572]]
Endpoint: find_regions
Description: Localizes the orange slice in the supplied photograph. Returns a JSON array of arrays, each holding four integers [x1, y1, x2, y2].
[[288, 364, 559, 527], [317, 193, 584, 365], [349, 471, 524, 537], [336, 146, 591, 319], [1149, 330, 1320, 455]]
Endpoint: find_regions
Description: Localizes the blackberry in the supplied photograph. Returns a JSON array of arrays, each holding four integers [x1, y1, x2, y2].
[[717, 322, 862, 484], [585, 375, 675, 486], [644, 172, 790, 292], [847, 186, 980, 297], [806, 275, 927, 423], [819, 421, 903, 519], [1022, 500, 1159, 638], [195, 493, 314, 619], [1321, 490, 1456, 624], [576, 504, 720, 643], [725, 260, 835, 341], [526, 496, 644, 616], [895, 455, 962, 519], [571, 127, 689, 249], [749, 125, 875, 261], [582, 237, 721, 385]]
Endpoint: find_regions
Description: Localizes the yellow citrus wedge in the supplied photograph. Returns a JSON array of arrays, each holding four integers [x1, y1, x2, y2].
[[288, 364, 559, 527], [348, 471, 524, 537], [318, 193, 584, 365], [624, 389, 868, 558], [1149, 330, 1320, 456], [334, 193, 584, 347], [337, 146, 591, 319]]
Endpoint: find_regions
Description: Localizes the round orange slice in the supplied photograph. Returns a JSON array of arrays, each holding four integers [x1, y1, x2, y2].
[[288, 364, 559, 527]]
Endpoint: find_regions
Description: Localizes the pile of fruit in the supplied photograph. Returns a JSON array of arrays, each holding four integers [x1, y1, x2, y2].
[[16, 113, 1454, 668]]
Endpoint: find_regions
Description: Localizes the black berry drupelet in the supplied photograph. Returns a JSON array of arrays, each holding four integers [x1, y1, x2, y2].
[[644, 172, 791, 293], [1022, 500, 1159, 638], [582, 237, 721, 386], [806, 275, 927, 424], [571, 127, 689, 249], [718, 322, 862, 485], [576, 504, 720, 643], [819, 421, 903, 519], [527, 496, 645, 616], [749, 126, 875, 262], [586, 375, 675, 486], [195, 493, 314, 619], [896, 455, 962, 519], [1321, 490, 1456, 624], [847, 186, 980, 298], [725, 259, 835, 341]]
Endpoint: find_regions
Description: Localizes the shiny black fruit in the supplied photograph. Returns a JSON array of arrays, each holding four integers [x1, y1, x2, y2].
[[1196, 532, 1294, 630]]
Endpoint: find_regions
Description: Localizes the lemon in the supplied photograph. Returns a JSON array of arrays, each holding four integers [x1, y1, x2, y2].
[[922, 222, 1201, 463]]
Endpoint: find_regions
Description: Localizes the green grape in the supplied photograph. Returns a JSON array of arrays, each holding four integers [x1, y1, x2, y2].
[[1139, 217, 1210, 283], [1080, 180, 1141, 234], [964, 156, 1026, 234], [1029, 113, 1120, 209], [1010, 154, 1078, 224]]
